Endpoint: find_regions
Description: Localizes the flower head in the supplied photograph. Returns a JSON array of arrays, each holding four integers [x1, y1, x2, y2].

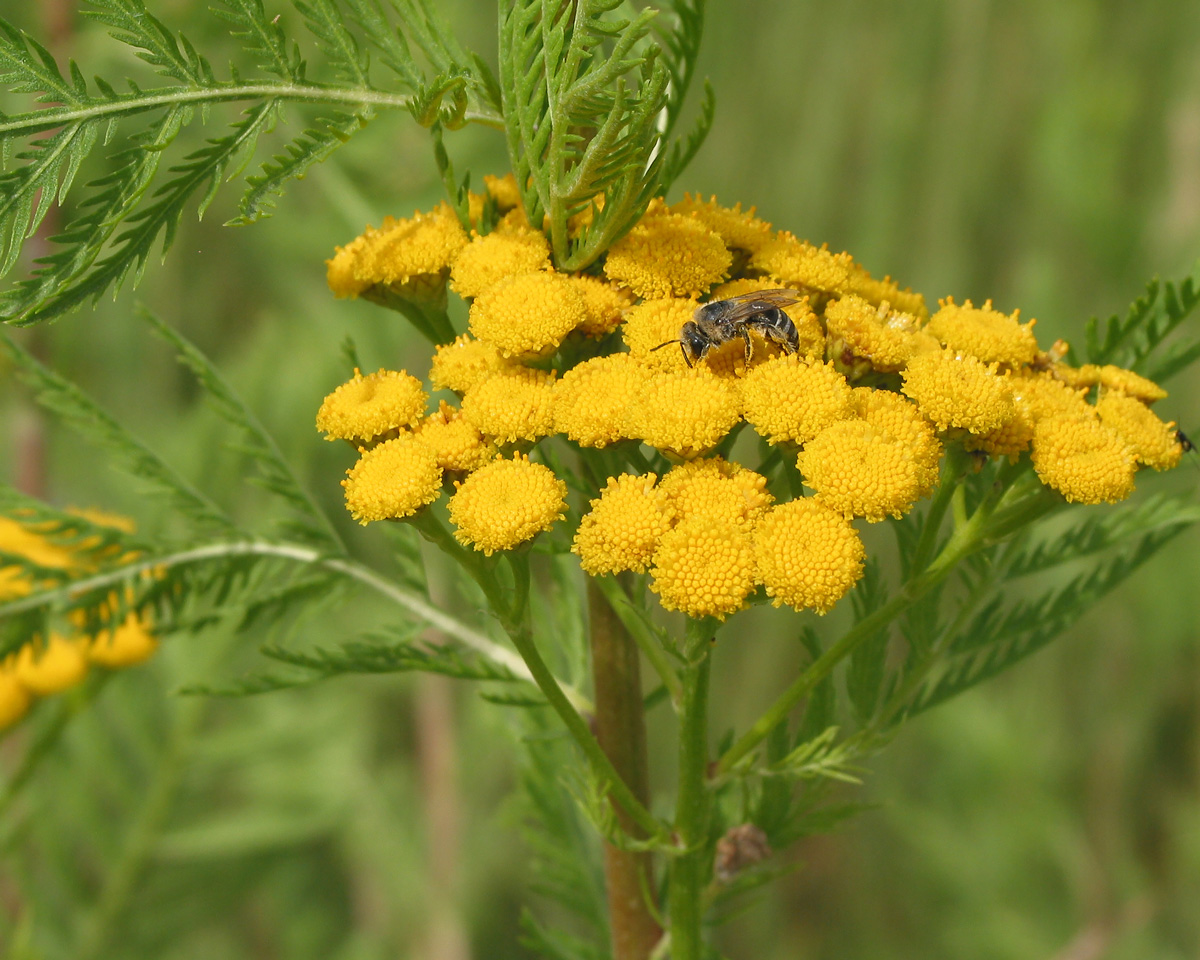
[[553, 353, 649, 447], [469, 272, 586, 358], [573, 473, 671, 575], [851, 388, 942, 493], [0, 663, 31, 730], [316, 369, 427, 442], [627, 369, 742, 457], [342, 436, 443, 524], [901, 350, 1015, 433], [1052, 363, 1168, 403], [351, 205, 468, 290], [650, 516, 756, 620], [603, 211, 731, 299], [825, 295, 934, 372], [670, 194, 773, 253], [449, 228, 550, 299], [88, 613, 158, 668], [750, 233, 853, 295], [326, 234, 372, 299], [657, 457, 772, 526], [753, 499, 864, 613], [414, 402, 496, 472], [621, 298, 700, 372], [798, 419, 928, 521], [449, 455, 567, 555], [429, 335, 516, 394], [461, 367, 556, 444], [739, 355, 854, 445], [1096, 390, 1183, 470], [14, 634, 89, 696], [926, 298, 1039, 366], [1011, 371, 1094, 422], [570, 275, 634, 337], [845, 266, 928, 318], [1031, 415, 1137, 504], [484, 172, 521, 211]]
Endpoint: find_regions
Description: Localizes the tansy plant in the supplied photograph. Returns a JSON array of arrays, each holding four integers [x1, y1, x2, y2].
[[1, 2, 1198, 958]]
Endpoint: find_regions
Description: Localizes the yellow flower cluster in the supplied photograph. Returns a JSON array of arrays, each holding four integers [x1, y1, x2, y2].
[[0, 515, 158, 732], [322, 186, 1184, 615]]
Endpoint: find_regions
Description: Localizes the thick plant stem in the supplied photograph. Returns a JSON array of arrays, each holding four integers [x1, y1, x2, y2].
[[669, 635, 713, 960], [588, 581, 662, 960]]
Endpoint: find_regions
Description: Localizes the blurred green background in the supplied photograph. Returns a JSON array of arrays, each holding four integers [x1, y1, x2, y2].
[[1, 1, 1199, 958]]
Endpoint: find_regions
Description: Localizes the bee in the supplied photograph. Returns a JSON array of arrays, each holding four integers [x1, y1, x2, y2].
[[651, 289, 805, 367]]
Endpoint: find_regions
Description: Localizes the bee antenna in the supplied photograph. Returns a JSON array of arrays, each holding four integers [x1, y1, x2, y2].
[[650, 340, 681, 352]]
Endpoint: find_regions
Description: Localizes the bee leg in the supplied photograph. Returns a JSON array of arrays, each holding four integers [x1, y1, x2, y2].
[[741, 327, 754, 363]]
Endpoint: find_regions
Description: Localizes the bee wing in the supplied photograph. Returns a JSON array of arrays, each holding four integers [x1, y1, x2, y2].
[[703, 288, 805, 321]]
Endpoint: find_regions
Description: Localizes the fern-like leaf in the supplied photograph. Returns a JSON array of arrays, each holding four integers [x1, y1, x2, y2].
[[212, 0, 302, 82], [1084, 272, 1200, 380], [83, 0, 216, 86]]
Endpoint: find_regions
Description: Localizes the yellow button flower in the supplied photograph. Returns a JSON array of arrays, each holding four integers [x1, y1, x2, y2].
[[573, 473, 671, 575], [326, 233, 373, 299], [449, 228, 550, 299], [901, 350, 1015, 433], [414, 402, 496, 472], [799, 419, 928, 521], [851, 388, 942, 493], [469, 272, 587, 358], [845, 266, 929, 319], [750, 232, 853, 295], [1010, 371, 1094, 422], [429, 335, 516, 394], [825, 295, 935, 373], [0, 515, 75, 576], [657, 457, 772, 526], [352, 205, 469, 289], [570, 275, 634, 337], [621, 298, 700, 372], [603, 210, 732, 299], [964, 398, 1036, 461], [88, 613, 159, 668], [0, 662, 32, 730], [342, 435, 443, 524], [1053, 363, 1168, 403], [1096, 391, 1183, 470], [316, 368, 428, 443], [670, 194, 773, 254], [461, 367, 556, 444], [740, 355, 854, 445], [627, 369, 742, 458], [553, 353, 649, 447], [484, 172, 521, 211], [1031, 415, 1137, 504], [14, 634, 89, 696], [753, 498, 865, 614], [649, 516, 756, 620], [926, 298, 1039, 366], [449, 455, 567, 555]]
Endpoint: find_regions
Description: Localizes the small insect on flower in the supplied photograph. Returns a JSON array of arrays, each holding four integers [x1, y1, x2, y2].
[[651, 289, 804, 367], [1177, 427, 1195, 453]]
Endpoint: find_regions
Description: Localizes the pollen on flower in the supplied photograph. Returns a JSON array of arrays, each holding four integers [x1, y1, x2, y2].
[[414, 401, 496, 472], [352, 205, 469, 289], [14, 634, 89, 696], [1096, 390, 1183, 470], [449, 455, 567, 555], [749, 233, 853, 295], [461, 367, 556, 444], [573, 473, 671, 575], [342, 435, 443, 524], [740, 355, 854, 445], [627, 369, 742, 458], [469, 272, 586, 358], [1031, 415, 1137, 504], [553, 353, 649, 447], [671, 194, 773, 253], [449, 228, 550, 299], [825, 295, 935, 373], [753, 498, 865, 614], [621, 298, 700, 372], [799, 420, 928, 522], [316, 368, 427, 442], [429, 335, 516, 393], [603, 211, 732, 299], [657, 458, 772, 526], [851, 388, 942, 493], [901, 350, 1015, 433], [649, 516, 756, 620], [926, 298, 1039, 366], [88, 613, 158, 668], [570, 275, 634, 337]]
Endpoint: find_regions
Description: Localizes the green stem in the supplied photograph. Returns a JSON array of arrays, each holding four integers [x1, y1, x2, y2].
[[593, 574, 683, 707], [909, 444, 967, 573], [668, 626, 713, 960]]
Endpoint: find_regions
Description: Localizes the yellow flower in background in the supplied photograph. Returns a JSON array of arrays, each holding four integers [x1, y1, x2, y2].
[[1031, 415, 1137, 504], [461, 367, 556, 444], [414, 402, 496, 473], [342, 435, 443, 524], [657, 458, 772, 526], [88, 613, 159, 668], [553, 353, 648, 448], [0, 662, 32, 730], [670, 194, 773, 254], [750, 233, 853, 295], [621, 298, 700, 372], [604, 210, 732, 299], [926, 298, 1039, 367], [798, 419, 928, 522], [573, 473, 671, 575], [429, 335, 516, 394], [739, 355, 854, 445], [449, 455, 567, 555], [449, 228, 550, 299], [753, 498, 865, 614], [825, 295, 935, 372], [1095, 391, 1183, 470], [14, 634, 89, 696], [316, 369, 427, 442], [650, 516, 756, 620], [0, 515, 75, 577], [469, 272, 586, 358], [483, 172, 521, 211], [570, 275, 634, 338], [627, 369, 741, 458], [901, 350, 1015, 433]]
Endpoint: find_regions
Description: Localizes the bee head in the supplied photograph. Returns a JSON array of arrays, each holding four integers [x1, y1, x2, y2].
[[651, 321, 710, 367]]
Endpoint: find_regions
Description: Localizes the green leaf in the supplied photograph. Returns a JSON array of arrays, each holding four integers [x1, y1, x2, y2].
[[846, 558, 890, 724], [212, 0, 302, 81], [83, 0, 216, 86], [294, 0, 371, 87], [1083, 271, 1200, 380]]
